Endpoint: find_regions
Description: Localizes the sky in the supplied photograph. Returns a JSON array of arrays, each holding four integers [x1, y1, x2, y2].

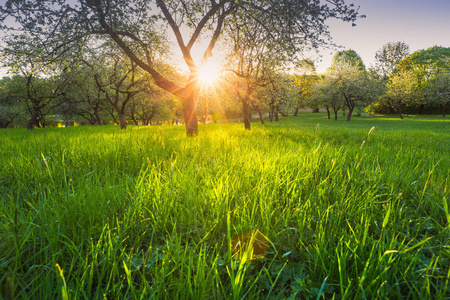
[[1, 0, 450, 76], [314, 0, 450, 73]]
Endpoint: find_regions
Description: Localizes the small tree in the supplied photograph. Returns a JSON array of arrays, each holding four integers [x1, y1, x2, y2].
[[83, 48, 147, 129], [311, 75, 343, 120], [384, 71, 419, 119], [327, 60, 373, 121], [258, 73, 295, 122]]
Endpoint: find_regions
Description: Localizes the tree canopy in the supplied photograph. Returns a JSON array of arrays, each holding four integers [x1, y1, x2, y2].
[[1, 0, 363, 134], [374, 41, 410, 78]]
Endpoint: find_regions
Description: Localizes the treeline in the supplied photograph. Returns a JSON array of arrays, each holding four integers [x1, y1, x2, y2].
[[0, 48, 185, 129], [1, 43, 449, 129], [0, 53, 294, 129], [297, 43, 450, 120]]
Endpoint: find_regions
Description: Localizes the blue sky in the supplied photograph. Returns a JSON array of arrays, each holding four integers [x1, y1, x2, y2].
[[315, 0, 450, 72]]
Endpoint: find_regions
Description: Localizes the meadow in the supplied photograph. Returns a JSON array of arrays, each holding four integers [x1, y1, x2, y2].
[[0, 113, 449, 299]]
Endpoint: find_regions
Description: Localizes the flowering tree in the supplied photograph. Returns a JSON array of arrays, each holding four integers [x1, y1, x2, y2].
[[384, 71, 419, 119]]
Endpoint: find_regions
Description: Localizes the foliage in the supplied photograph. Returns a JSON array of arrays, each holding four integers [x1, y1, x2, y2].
[[374, 41, 410, 78], [293, 59, 320, 112], [397, 46, 450, 90], [393, 46, 450, 110], [331, 49, 366, 71], [0, 0, 363, 135], [425, 71, 450, 117], [383, 70, 419, 119], [0, 76, 26, 128], [257, 73, 296, 121], [311, 75, 343, 120], [325, 56, 377, 121]]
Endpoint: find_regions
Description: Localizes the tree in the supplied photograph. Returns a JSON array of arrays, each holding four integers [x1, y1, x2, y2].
[[258, 72, 295, 122], [311, 75, 343, 120], [374, 41, 410, 79], [0, 33, 74, 129], [223, 19, 284, 130], [383, 70, 419, 119], [127, 86, 179, 125], [396, 46, 450, 113], [327, 52, 374, 121], [67, 67, 109, 125], [373, 41, 410, 114], [425, 71, 450, 117], [83, 47, 147, 129], [1, 0, 362, 135]]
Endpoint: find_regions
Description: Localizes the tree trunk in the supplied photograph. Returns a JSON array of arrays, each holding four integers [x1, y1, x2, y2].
[[64, 114, 70, 127], [396, 108, 404, 120], [257, 107, 265, 125], [346, 108, 353, 121], [293, 107, 299, 116], [326, 106, 330, 119], [181, 88, 198, 136], [119, 113, 127, 129], [269, 110, 273, 123], [387, 105, 391, 115], [95, 111, 102, 125], [275, 110, 279, 121], [334, 110, 338, 121], [441, 105, 446, 117], [242, 97, 251, 130], [27, 113, 39, 130]]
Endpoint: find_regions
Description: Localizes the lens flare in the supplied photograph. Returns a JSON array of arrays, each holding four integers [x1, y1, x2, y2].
[[198, 60, 220, 85]]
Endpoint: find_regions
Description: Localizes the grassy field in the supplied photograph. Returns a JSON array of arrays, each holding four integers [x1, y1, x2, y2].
[[1, 113, 449, 299]]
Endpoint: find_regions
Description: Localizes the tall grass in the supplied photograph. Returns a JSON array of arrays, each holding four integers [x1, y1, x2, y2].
[[1, 113, 449, 299]]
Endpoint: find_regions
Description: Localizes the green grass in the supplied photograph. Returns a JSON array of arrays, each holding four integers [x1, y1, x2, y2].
[[1, 113, 449, 299]]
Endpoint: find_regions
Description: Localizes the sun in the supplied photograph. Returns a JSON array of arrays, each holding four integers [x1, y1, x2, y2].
[[198, 60, 220, 85]]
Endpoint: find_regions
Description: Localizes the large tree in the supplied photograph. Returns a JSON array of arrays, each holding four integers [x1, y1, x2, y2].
[[1, 0, 362, 135], [396, 46, 450, 113]]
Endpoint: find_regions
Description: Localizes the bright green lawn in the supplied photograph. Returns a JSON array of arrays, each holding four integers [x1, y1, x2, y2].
[[0, 113, 449, 299]]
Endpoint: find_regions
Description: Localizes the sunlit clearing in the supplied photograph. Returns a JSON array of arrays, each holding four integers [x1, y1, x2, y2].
[[198, 60, 220, 85]]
